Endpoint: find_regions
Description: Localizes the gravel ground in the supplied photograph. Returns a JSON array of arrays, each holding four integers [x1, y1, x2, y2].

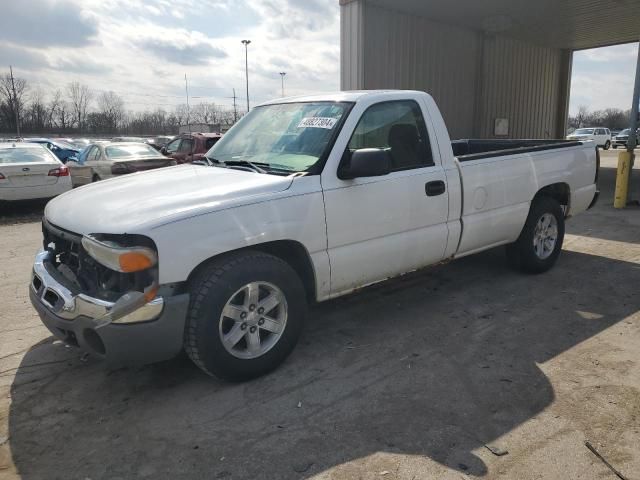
[[0, 152, 639, 480]]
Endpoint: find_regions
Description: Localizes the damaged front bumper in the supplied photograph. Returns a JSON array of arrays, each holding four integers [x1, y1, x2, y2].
[[30, 250, 189, 366]]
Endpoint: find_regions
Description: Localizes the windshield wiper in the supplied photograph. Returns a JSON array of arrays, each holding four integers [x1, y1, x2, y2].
[[204, 157, 295, 176], [224, 159, 267, 174]]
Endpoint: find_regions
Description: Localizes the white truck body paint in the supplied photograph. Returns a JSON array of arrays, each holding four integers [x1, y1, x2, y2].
[[42, 90, 597, 302]]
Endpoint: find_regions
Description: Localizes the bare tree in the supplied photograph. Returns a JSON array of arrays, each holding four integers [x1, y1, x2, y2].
[[54, 97, 72, 132], [191, 102, 222, 125], [67, 81, 92, 132], [97, 91, 125, 131], [173, 104, 189, 126], [26, 87, 47, 132], [574, 105, 589, 129], [0, 68, 28, 135], [47, 90, 62, 130]]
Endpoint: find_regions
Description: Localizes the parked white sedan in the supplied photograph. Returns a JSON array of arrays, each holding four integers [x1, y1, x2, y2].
[[0, 143, 72, 201]]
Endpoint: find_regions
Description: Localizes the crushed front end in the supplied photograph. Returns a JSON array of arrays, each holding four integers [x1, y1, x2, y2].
[[29, 219, 189, 366]]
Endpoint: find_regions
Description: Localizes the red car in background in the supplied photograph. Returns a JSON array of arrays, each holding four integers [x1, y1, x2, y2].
[[161, 133, 223, 164]]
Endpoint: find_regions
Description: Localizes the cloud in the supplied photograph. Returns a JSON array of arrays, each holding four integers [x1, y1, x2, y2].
[[0, 0, 97, 48], [0, 44, 49, 71], [140, 39, 226, 65], [246, 0, 338, 39], [0, 43, 110, 77], [132, 28, 227, 65], [577, 43, 638, 63], [53, 56, 112, 75]]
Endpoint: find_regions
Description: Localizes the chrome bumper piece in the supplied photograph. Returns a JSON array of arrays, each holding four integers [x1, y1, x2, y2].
[[31, 250, 164, 324]]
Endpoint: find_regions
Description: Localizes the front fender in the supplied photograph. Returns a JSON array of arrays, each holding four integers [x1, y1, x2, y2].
[[149, 185, 327, 287]]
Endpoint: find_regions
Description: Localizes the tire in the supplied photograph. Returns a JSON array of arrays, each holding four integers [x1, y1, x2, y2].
[[506, 196, 565, 274], [613, 145, 618, 149], [184, 251, 307, 381], [92, 173, 101, 182], [604, 141, 611, 150]]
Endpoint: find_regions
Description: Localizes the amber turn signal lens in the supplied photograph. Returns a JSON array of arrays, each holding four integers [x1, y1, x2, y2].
[[143, 285, 159, 302], [119, 252, 154, 272]]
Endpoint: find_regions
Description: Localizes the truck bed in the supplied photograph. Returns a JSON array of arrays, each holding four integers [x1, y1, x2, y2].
[[452, 138, 597, 257], [452, 139, 583, 161]]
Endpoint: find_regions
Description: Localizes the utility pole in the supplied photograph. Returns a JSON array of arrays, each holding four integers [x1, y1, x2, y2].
[[184, 73, 191, 133], [241, 39, 251, 112], [9, 66, 20, 137], [279, 72, 286, 97], [232, 88, 238, 123]]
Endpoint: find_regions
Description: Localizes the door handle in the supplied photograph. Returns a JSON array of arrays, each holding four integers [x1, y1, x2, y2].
[[425, 180, 446, 196]]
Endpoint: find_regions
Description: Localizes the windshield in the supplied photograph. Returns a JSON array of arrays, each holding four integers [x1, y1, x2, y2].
[[206, 101, 351, 173], [105, 144, 159, 158], [0, 147, 57, 164], [619, 129, 631, 135], [574, 129, 594, 135]]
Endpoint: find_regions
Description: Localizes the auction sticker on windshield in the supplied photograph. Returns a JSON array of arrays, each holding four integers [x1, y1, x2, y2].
[[297, 117, 338, 129]]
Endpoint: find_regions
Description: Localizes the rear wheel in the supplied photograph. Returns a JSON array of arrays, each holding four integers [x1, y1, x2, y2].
[[604, 140, 611, 150], [506, 196, 565, 274], [184, 251, 306, 381], [92, 173, 101, 182]]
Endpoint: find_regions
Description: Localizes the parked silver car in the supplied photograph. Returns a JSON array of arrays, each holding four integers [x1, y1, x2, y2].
[[80, 142, 176, 181], [612, 129, 640, 149]]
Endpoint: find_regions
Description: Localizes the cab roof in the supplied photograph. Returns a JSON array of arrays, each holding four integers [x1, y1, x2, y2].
[[258, 90, 426, 106]]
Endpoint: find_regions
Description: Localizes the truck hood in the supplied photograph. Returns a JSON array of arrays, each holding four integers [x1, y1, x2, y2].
[[45, 165, 294, 234]]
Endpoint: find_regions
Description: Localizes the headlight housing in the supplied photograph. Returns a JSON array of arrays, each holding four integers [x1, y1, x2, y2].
[[81, 234, 160, 321], [81, 235, 158, 273]]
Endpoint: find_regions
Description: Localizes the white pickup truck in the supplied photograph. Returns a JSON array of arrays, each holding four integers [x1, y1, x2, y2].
[[30, 90, 599, 380]]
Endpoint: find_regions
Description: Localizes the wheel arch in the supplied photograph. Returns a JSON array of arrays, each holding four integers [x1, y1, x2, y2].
[[186, 240, 317, 304], [533, 182, 571, 216]]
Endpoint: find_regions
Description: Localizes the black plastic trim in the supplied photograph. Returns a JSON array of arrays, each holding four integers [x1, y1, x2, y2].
[[455, 140, 584, 162]]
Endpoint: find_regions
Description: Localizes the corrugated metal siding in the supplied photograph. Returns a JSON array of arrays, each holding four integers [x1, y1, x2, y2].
[[477, 36, 563, 139], [360, 3, 480, 139], [368, 0, 640, 51], [340, 0, 364, 90], [339, 1, 572, 140]]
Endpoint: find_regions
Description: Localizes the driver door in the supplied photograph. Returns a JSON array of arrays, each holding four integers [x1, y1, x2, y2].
[[322, 100, 450, 295]]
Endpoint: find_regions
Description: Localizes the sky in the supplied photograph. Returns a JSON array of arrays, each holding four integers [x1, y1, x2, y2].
[[0, 0, 636, 117], [569, 42, 639, 115], [0, 0, 340, 114]]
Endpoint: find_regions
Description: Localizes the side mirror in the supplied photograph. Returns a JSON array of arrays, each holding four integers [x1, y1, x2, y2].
[[160, 147, 167, 154], [338, 148, 391, 180]]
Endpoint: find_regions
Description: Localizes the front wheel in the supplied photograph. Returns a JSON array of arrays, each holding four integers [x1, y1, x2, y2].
[[184, 251, 307, 381], [604, 140, 611, 150], [506, 196, 565, 274]]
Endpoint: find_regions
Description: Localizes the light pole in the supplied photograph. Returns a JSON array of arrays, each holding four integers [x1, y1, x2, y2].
[[279, 72, 286, 97], [241, 39, 251, 112]]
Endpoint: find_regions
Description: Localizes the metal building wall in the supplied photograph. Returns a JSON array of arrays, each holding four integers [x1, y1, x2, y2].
[[477, 36, 568, 139], [340, 0, 364, 91], [353, 2, 481, 139], [340, 1, 573, 140]]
